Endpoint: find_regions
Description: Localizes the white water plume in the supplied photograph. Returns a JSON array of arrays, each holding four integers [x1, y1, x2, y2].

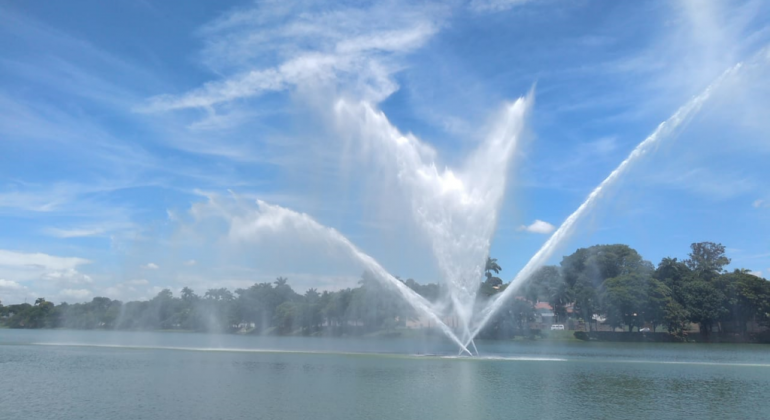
[[466, 62, 745, 346], [196, 195, 472, 355], [334, 93, 532, 344]]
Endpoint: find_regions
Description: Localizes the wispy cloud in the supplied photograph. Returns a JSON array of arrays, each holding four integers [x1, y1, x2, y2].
[[139, 1, 446, 116], [643, 167, 757, 200], [469, 0, 531, 13], [43, 227, 105, 238], [41, 268, 93, 286], [42, 221, 138, 239], [0, 250, 90, 271], [141, 263, 159, 270]]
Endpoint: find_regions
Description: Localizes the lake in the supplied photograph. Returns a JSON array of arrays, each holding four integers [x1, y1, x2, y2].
[[1, 329, 768, 419]]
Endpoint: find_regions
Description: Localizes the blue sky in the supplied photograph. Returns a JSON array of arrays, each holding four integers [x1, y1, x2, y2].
[[1, 0, 769, 304]]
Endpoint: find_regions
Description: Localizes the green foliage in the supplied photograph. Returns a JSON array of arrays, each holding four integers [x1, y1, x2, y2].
[[484, 257, 503, 287], [554, 242, 769, 336], [560, 244, 653, 330], [526, 265, 571, 322], [0, 271, 447, 337], [574, 331, 589, 341], [683, 279, 727, 334], [476, 297, 536, 339], [602, 273, 650, 331], [663, 299, 689, 335], [685, 242, 730, 280], [719, 270, 770, 333], [479, 257, 504, 297]]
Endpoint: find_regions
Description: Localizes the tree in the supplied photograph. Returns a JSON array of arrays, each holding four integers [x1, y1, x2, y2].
[[354, 271, 410, 331], [664, 299, 690, 335], [485, 257, 502, 282], [274, 301, 296, 334], [685, 242, 730, 280], [655, 257, 692, 306], [644, 278, 672, 332], [602, 273, 649, 332], [298, 288, 323, 334], [509, 298, 536, 332], [202, 288, 236, 331], [684, 280, 728, 335], [482, 257, 503, 292], [181, 287, 198, 303], [528, 266, 570, 322], [561, 244, 653, 331], [719, 270, 770, 334]]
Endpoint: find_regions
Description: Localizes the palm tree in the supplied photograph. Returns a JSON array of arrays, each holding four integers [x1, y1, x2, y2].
[[484, 257, 503, 288], [485, 257, 502, 280]]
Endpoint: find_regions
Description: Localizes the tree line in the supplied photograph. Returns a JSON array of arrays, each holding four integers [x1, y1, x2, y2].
[[0, 272, 433, 335], [479, 242, 770, 338], [2, 242, 768, 339]]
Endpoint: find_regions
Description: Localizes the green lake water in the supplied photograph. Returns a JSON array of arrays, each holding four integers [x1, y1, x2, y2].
[[1, 329, 768, 419]]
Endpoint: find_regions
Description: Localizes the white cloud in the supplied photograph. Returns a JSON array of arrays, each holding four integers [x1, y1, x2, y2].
[[469, 0, 531, 13], [183, 259, 197, 266], [0, 279, 25, 291], [754, 199, 770, 208], [518, 219, 556, 234], [750, 270, 763, 278], [0, 250, 93, 301], [0, 279, 30, 304], [59, 288, 91, 301], [141, 262, 159, 270]]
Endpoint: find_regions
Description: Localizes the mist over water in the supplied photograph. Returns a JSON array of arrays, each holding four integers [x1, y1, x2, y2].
[[202, 197, 471, 353]]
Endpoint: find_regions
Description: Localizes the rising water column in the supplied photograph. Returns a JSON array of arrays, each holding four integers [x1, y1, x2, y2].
[[466, 62, 744, 347]]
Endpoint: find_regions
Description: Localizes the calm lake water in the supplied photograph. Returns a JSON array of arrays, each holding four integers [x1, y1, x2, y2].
[[2, 329, 769, 420]]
